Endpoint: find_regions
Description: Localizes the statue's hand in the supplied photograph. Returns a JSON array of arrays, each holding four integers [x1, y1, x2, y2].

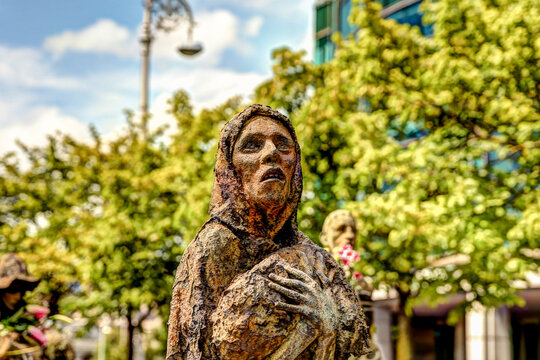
[[267, 253, 338, 340]]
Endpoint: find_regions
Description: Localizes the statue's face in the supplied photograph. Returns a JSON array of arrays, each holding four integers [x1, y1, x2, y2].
[[232, 116, 296, 211], [329, 220, 356, 251]]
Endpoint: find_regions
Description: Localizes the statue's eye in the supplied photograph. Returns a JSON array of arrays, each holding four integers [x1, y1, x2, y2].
[[242, 139, 262, 152], [275, 137, 293, 152], [276, 142, 291, 152]]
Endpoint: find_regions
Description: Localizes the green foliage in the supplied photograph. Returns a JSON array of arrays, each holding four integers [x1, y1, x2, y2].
[[0, 1, 538, 358], [0, 136, 92, 313], [254, 48, 341, 241], [254, 47, 324, 115], [99, 326, 128, 360], [255, 0, 540, 324], [167, 91, 245, 243], [0, 92, 245, 358]]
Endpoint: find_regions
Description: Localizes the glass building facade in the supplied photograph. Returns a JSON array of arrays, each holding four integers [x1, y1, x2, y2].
[[314, 0, 432, 64]]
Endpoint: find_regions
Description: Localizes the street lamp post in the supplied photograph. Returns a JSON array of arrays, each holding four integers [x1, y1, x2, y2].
[[139, 0, 202, 118]]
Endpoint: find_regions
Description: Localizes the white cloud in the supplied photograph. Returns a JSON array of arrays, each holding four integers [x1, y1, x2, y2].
[[43, 19, 138, 58], [299, 3, 314, 61], [147, 92, 179, 139], [152, 9, 243, 65], [0, 103, 91, 158], [151, 67, 266, 111], [1, 6, 285, 160], [207, 0, 312, 17], [0, 45, 79, 89], [245, 16, 264, 37], [42, 10, 248, 66], [136, 66, 266, 145]]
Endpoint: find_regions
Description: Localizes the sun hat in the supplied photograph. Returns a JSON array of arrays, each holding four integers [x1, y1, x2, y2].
[[0, 253, 40, 292]]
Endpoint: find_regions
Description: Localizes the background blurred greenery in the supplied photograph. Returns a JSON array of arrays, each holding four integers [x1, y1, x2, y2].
[[1, 0, 538, 358]]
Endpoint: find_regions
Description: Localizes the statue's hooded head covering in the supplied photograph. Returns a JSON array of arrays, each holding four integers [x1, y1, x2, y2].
[[209, 104, 303, 250]]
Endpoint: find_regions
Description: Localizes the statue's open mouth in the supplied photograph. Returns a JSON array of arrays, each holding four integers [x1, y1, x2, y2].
[[261, 168, 285, 182]]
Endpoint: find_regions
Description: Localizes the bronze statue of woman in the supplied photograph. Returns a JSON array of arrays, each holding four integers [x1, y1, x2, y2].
[[167, 105, 370, 360]]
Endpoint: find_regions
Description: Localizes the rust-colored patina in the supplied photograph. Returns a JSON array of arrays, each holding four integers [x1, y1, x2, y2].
[[167, 105, 370, 360]]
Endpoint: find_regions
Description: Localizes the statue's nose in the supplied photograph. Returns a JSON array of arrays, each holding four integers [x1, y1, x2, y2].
[[261, 141, 279, 163], [344, 227, 355, 241]]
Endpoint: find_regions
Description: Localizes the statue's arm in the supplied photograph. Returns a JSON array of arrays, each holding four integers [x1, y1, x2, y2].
[[167, 233, 219, 360], [167, 241, 209, 360], [267, 260, 339, 360], [168, 223, 241, 360], [268, 320, 318, 360]]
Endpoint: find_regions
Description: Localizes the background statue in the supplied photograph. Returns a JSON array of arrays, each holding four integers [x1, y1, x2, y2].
[[320, 210, 382, 360], [320, 210, 357, 254], [167, 105, 370, 360]]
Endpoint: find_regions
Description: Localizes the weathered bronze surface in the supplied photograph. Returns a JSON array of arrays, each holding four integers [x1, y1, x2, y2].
[[167, 105, 370, 360]]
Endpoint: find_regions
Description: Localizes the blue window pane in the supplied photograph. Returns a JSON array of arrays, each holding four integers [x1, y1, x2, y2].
[[386, 2, 433, 36], [377, 0, 403, 7], [339, 0, 355, 36], [315, 35, 334, 65], [316, 3, 332, 32]]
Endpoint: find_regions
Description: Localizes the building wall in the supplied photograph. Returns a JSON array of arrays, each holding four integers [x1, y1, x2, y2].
[[370, 291, 540, 360]]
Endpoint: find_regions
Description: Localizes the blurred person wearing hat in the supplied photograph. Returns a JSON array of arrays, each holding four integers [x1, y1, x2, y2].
[[0, 253, 44, 359], [0, 253, 40, 321], [0, 253, 74, 360]]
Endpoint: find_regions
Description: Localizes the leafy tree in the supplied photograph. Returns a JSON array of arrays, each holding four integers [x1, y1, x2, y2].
[[166, 91, 245, 242], [0, 135, 97, 315], [2, 1, 538, 358], [260, 1, 539, 359], [71, 95, 244, 359], [0, 93, 244, 359], [254, 48, 341, 241]]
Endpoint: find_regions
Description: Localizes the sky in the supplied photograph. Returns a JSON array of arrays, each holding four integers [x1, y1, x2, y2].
[[0, 0, 313, 157]]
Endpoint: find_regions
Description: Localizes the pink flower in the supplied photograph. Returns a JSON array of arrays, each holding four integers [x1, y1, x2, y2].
[[338, 244, 351, 256], [353, 272, 363, 280], [338, 243, 360, 266], [28, 326, 48, 347], [26, 305, 50, 320]]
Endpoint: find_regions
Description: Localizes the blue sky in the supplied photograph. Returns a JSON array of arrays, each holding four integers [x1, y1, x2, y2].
[[0, 0, 313, 156]]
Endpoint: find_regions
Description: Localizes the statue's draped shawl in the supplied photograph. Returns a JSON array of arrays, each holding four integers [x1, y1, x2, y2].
[[166, 105, 369, 360]]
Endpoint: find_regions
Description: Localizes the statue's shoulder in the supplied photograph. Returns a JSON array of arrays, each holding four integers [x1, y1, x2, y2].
[[295, 231, 333, 255], [295, 230, 315, 246], [173, 220, 240, 286], [184, 220, 240, 259], [292, 231, 343, 269]]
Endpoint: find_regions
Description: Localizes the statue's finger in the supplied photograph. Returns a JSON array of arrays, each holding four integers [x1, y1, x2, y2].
[[269, 273, 312, 294], [326, 266, 338, 283], [298, 251, 310, 266], [316, 269, 332, 290], [282, 264, 315, 285], [268, 281, 308, 303], [275, 303, 319, 326], [316, 252, 327, 273], [274, 302, 310, 317]]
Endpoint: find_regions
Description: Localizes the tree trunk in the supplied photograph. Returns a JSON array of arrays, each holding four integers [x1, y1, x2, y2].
[[127, 310, 135, 360], [396, 291, 412, 360]]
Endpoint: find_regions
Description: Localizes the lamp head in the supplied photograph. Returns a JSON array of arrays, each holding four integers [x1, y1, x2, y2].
[[178, 43, 203, 56]]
